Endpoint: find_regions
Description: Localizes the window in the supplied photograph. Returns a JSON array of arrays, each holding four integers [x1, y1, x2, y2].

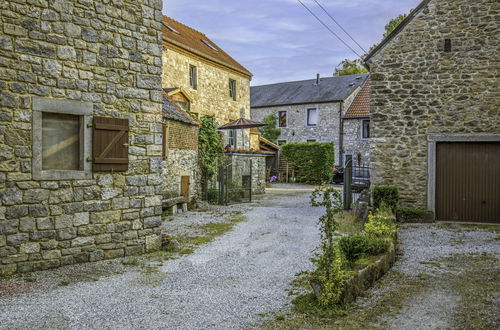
[[362, 120, 370, 139], [229, 79, 236, 101], [163, 22, 180, 34], [444, 38, 451, 53], [189, 65, 197, 90], [307, 108, 318, 126], [201, 39, 218, 51], [307, 139, 316, 143], [278, 111, 287, 127], [228, 129, 237, 148], [33, 97, 92, 180], [278, 140, 287, 146], [42, 112, 81, 170]]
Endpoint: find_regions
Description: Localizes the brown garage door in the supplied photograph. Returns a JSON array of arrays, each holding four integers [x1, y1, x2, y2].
[[436, 142, 500, 223]]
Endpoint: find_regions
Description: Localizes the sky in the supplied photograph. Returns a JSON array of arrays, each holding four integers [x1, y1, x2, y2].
[[163, 0, 422, 86]]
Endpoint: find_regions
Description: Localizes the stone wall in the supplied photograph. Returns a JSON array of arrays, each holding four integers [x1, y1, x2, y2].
[[251, 102, 341, 164], [162, 48, 251, 149], [367, 0, 499, 208], [0, 0, 164, 275], [225, 153, 266, 195], [342, 119, 370, 166], [162, 120, 200, 201]]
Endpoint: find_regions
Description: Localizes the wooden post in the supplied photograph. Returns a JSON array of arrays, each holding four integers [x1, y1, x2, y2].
[[344, 155, 352, 210]]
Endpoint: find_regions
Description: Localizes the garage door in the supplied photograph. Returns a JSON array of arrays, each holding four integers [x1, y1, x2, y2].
[[436, 142, 500, 223]]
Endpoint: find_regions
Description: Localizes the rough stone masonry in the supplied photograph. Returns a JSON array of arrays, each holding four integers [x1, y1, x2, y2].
[[0, 0, 164, 275]]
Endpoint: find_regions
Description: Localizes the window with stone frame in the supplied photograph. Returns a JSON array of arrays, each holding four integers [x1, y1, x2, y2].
[[361, 120, 370, 139], [307, 108, 318, 126], [229, 79, 237, 101], [33, 97, 92, 180], [189, 65, 197, 90], [278, 111, 287, 127]]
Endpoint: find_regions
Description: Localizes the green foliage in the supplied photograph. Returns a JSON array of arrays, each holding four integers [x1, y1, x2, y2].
[[198, 116, 224, 182], [206, 187, 219, 204], [364, 211, 397, 240], [396, 207, 434, 223], [383, 14, 408, 38], [334, 59, 369, 76], [372, 186, 399, 211], [282, 142, 334, 184], [258, 113, 281, 142], [310, 187, 350, 307], [338, 234, 369, 263]]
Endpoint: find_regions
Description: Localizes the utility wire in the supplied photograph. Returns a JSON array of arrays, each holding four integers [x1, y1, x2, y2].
[[296, 0, 363, 59], [312, 0, 367, 54]]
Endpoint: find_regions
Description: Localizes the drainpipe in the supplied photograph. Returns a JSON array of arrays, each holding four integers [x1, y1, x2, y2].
[[338, 101, 344, 168]]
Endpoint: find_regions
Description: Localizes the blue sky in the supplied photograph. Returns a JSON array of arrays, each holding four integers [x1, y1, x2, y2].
[[163, 0, 422, 86]]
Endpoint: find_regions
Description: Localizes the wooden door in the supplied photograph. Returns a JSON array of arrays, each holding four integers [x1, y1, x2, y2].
[[436, 142, 500, 223], [181, 176, 190, 198]]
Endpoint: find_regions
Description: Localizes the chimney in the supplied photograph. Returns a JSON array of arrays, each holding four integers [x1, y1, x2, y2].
[[316, 73, 320, 85]]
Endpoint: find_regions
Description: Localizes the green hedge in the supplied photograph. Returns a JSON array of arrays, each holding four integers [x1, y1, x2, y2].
[[396, 207, 435, 223], [372, 186, 399, 211], [281, 142, 334, 184]]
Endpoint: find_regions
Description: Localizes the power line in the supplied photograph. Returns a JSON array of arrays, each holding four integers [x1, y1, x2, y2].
[[311, 0, 367, 54], [296, 0, 363, 59]]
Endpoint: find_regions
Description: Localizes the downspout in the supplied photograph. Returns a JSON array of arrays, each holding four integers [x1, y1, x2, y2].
[[338, 101, 344, 168]]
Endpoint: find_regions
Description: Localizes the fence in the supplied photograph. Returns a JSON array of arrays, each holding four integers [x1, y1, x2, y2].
[[343, 155, 371, 210]]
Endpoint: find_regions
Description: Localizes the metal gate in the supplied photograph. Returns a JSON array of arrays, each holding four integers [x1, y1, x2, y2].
[[343, 155, 371, 210], [436, 142, 500, 223]]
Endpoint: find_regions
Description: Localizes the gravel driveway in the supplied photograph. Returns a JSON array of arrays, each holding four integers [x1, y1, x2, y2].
[[0, 184, 322, 329]]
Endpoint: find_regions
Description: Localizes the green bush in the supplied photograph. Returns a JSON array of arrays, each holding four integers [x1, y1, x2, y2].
[[282, 142, 334, 184], [366, 237, 390, 255], [206, 188, 219, 204], [338, 234, 369, 262], [372, 186, 399, 211]]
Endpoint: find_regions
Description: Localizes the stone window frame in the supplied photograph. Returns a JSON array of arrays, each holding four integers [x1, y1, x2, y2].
[[361, 119, 370, 140], [32, 97, 93, 180], [306, 107, 318, 127], [427, 134, 500, 214], [278, 111, 287, 128]]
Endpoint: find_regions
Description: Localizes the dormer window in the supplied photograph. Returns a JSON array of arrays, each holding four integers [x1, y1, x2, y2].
[[201, 39, 218, 52]]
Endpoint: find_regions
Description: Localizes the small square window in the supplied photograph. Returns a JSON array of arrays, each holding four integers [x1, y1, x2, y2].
[[444, 39, 452, 53], [229, 79, 236, 101], [362, 120, 370, 139], [189, 65, 197, 90], [42, 112, 81, 170], [278, 111, 287, 127], [307, 108, 318, 126]]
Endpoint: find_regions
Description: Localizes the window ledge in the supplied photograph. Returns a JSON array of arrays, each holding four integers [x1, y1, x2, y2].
[[33, 169, 92, 181]]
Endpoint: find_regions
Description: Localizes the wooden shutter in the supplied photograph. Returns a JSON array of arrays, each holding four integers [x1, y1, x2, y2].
[[162, 124, 167, 160], [92, 117, 129, 172], [181, 176, 190, 198]]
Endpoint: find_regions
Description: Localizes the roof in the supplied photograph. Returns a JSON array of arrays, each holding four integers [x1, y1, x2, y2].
[[162, 16, 252, 77], [344, 79, 370, 118], [364, 0, 432, 64], [251, 74, 369, 108], [162, 92, 199, 126]]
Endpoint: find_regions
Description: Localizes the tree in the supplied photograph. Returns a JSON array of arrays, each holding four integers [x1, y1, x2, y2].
[[383, 14, 407, 38], [334, 59, 368, 76], [258, 114, 281, 142]]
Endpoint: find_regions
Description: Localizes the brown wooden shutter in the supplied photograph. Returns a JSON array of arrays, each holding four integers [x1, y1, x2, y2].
[[92, 116, 129, 172], [181, 176, 190, 198]]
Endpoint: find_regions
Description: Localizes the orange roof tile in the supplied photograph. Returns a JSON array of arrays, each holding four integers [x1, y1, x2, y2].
[[162, 16, 252, 77], [345, 79, 370, 118]]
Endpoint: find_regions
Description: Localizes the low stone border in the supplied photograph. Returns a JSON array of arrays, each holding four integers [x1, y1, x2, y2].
[[340, 241, 397, 304]]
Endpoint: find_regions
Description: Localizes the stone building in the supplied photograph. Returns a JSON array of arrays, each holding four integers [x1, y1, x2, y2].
[[251, 74, 369, 166], [161, 93, 200, 203], [0, 0, 164, 275], [161, 16, 253, 150], [342, 79, 371, 166], [364, 0, 500, 222]]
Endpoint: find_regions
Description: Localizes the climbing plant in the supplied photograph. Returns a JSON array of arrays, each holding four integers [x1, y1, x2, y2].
[[258, 113, 281, 142], [198, 116, 224, 182]]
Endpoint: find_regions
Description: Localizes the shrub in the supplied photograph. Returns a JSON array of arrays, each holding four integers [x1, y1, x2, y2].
[[338, 234, 369, 263], [372, 186, 399, 211], [364, 212, 397, 240], [206, 188, 219, 204], [282, 142, 334, 184], [365, 237, 391, 255], [258, 113, 281, 142]]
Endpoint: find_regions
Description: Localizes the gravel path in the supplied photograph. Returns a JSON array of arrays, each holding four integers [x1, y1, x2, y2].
[[0, 184, 323, 329]]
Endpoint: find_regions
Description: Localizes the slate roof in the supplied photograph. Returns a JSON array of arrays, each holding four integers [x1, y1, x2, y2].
[[162, 92, 199, 126], [251, 74, 369, 108], [162, 16, 252, 77], [344, 79, 370, 118]]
